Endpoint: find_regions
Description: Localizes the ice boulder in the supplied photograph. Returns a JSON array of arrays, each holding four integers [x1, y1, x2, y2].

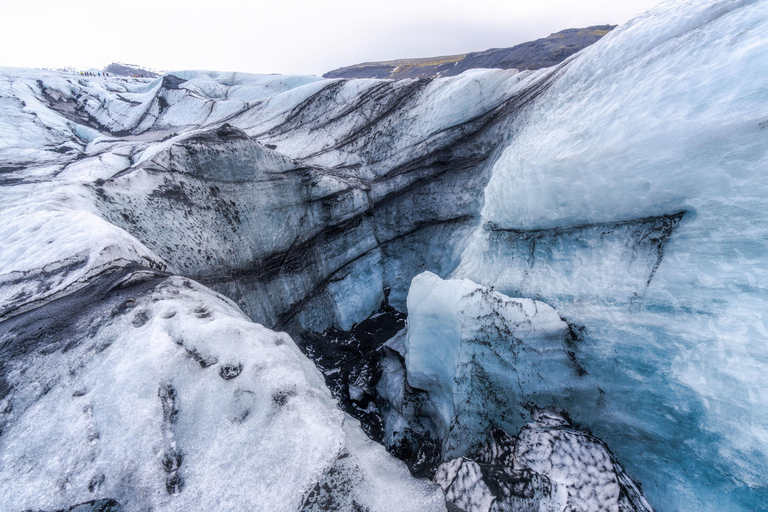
[[405, 272, 601, 458], [513, 406, 651, 512]]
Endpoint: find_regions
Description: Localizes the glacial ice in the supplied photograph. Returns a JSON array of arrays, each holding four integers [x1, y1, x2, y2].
[[0, 61, 533, 512], [435, 407, 652, 512], [455, 0, 768, 509], [405, 272, 601, 459], [1, 0, 767, 509]]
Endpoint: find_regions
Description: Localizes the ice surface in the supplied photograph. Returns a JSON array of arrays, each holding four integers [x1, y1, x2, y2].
[[456, 0, 768, 509], [404, 272, 599, 458], [514, 408, 651, 512], [1, 0, 766, 508], [0, 273, 445, 512], [0, 180, 167, 319]]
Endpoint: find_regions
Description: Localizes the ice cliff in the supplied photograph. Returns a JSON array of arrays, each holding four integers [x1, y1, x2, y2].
[[456, 0, 768, 510], [1, 0, 767, 510]]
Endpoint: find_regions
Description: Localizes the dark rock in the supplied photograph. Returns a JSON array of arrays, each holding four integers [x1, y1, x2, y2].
[[219, 363, 243, 380], [102, 62, 159, 78], [161, 75, 186, 90], [324, 26, 615, 79]]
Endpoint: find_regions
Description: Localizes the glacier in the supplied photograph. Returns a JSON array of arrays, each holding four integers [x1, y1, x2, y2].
[[0, 64, 550, 511], [1, 0, 768, 510], [455, 0, 768, 510]]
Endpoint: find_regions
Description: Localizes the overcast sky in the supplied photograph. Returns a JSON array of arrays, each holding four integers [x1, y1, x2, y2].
[[3, 0, 662, 76]]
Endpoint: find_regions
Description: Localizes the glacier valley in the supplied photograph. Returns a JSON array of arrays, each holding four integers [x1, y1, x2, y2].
[[1, 0, 767, 511]]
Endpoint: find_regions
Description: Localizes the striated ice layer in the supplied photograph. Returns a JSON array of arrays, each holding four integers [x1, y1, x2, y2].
[[457, 0, 768, 510], [404, 272, 601, 459], [0, 63, 546, 335], [0, 270, 445, 512], [0, 180, 168, 319]]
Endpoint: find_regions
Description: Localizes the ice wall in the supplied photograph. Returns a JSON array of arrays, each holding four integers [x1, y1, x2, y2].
[[0, 65, 549, 333], [404, 272, 600, 458], [457, 0, 768, 510]]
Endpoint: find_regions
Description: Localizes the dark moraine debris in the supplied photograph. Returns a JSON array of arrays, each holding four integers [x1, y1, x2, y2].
[[294, 301, 406, 443], [294, 298, 442, 476], [219, 363, 243, 380], [26, 499, 123, 512], [161, 74, 186, 90]]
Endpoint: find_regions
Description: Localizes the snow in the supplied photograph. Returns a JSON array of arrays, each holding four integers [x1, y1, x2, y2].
[[0, 275, 445, 512], [0, 181, 168, 319], [482, 0, 768, 231]]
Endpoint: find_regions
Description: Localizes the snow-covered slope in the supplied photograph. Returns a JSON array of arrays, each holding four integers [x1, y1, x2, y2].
[[0, 270, 445, 512]]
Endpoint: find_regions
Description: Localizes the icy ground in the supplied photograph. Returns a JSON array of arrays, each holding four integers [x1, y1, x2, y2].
[[1, 0, 768, 510], [0, 272, 444, 512], [0, 62, 551, 511]]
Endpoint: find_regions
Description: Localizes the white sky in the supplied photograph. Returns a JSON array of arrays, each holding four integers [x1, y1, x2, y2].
[[2, 0, 662, 76]]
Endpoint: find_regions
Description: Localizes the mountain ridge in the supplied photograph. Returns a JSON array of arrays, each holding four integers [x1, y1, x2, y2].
[[324, 25, 615, 80]]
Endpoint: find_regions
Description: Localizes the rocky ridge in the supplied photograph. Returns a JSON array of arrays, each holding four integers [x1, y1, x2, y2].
[[323, 26, 614, 80]]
